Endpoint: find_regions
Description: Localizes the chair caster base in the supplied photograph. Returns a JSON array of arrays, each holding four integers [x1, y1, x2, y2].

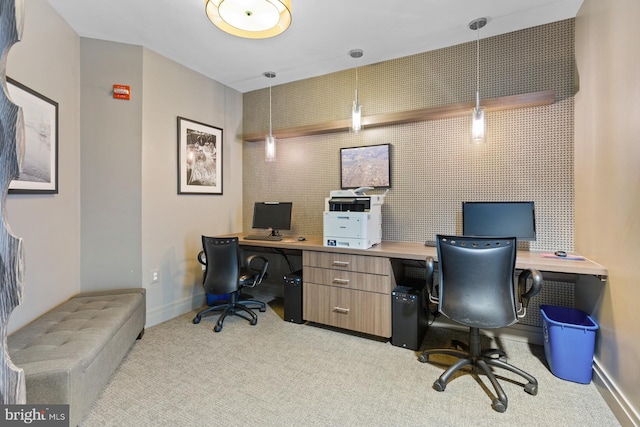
[[214, 324, 222, 332], [492, 399, 507, 413], [250, 318, 258, 326], [418, 353, 429, 363], [433, 379, 446, 392], [259, 307, 266, 312], [192, 317, 201, 324], [524, 383, 538, 395]]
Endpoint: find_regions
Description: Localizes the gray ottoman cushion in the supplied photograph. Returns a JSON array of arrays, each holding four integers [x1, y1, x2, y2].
[[8, 288, 145, 426]]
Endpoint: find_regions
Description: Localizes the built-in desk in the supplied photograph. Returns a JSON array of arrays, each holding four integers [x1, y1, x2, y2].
[[233, 234, 608, 277], [230, 233, 608, 338]]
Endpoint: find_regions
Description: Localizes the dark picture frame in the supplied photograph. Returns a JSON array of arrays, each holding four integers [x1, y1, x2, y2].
[[177, 117, 223, 195], [7, 77, 58, 194], [340, 143, 391, 189]]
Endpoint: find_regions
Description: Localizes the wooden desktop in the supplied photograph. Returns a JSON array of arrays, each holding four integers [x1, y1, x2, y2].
[[229, 233, 608, 338], [233, 234, 607, 276]]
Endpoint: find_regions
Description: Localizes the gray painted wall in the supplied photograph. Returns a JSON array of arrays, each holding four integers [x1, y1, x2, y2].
[[6, 1, 244, 333], [575, 0, 640, 421], [6, 0, 81, 332], [80, 38, 143, 291], [140, 49, 244, 325]]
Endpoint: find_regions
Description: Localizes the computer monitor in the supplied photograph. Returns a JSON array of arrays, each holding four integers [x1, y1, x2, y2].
[[462, 201, 536, 241], [252, 202, 293, 236]]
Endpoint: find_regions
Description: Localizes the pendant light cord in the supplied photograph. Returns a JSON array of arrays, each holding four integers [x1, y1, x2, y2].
[[269, 82, 273, 136], [264, 71, 276, 139], [355, 65, 359, 103], [476, 23, 480, 111], [349, 49, 363, 105]]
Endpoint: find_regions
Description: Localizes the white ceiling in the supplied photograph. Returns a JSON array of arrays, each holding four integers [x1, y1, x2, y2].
[[47, 0, 583, 93]]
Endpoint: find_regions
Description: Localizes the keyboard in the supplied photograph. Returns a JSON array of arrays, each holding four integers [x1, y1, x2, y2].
[[244, 234, 283, 241]]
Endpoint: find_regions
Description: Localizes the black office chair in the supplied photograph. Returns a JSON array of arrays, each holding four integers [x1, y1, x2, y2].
[[192, 236, 268, 332], [419, 235, 543, 412]]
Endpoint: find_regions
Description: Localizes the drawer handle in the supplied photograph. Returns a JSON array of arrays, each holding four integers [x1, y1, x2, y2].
[[332, 278, 349, 285], [332, 261, 350, 267], [333, 306, 350, 314]]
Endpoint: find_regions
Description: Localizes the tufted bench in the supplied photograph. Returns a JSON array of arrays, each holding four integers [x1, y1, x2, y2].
[[7, 288, 146, 426]]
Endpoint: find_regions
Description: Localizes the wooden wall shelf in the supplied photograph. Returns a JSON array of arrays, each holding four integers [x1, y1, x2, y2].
[[242, 90, 555, 142]]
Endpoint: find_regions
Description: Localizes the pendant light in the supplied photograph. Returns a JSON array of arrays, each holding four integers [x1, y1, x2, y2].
[[349, 49, 364, 133], [264, 71, 276, 162], [205, 0, 291, 39], [469, 17, 487, 144]]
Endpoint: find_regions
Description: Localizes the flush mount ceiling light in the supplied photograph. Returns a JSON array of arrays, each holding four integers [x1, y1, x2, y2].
[[205, 0, 291, 39], [349, 49, 364, 133], [470, 17, 487, 144]]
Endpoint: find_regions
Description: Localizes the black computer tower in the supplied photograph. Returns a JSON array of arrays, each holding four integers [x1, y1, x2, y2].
[[283, 270, 304, 324], [391, 283, 428, 350]]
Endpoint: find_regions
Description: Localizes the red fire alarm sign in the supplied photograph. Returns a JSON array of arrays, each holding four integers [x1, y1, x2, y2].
[[113, 84, 130, 100]]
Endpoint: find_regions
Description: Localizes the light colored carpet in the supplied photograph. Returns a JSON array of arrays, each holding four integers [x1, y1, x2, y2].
[[80, 295, 620, 426]]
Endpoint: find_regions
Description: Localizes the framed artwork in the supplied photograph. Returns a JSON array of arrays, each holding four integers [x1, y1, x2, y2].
[[340, 143, 391, 189], [7, 77, 58, 194], [177, 117, 223, 195]]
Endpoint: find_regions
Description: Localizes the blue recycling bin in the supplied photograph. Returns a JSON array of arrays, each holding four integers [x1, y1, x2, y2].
[[541, 305, 598, 384]]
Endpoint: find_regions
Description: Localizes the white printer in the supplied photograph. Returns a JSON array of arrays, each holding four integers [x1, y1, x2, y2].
[[323, 187, 386, 249]]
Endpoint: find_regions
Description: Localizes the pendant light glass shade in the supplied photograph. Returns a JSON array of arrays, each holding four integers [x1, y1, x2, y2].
[[471, 92, 485, 143], [205, 0, 291, 39], [264, 71, 276, 162], [349, 49, 364, 133], [265, 134, 276, 161], [469, 18, 487, 144], [351, 93, 362, 133]]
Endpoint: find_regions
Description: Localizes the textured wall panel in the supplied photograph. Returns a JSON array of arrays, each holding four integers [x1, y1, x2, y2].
[[242, 20, 576, 324]]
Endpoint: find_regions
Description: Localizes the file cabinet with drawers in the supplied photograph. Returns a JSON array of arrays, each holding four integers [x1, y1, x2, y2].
[[302, 251, 398, 337]]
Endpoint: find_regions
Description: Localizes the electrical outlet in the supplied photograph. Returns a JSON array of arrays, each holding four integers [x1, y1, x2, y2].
[[151, 269, 160, 284]]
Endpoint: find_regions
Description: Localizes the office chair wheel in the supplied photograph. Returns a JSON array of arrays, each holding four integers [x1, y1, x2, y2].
[[491, 399, 506, 413], [214, 324, 223, 332], [524, 383, 538, 395], [192, 316, 201, 324], [418, 353, 430, 363], [432, 379, 446, 392], [259, 306, 266, 312], [250, 317, 258, 326]]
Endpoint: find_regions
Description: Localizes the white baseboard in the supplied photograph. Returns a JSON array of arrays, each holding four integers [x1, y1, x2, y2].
[[145, 293, 205, 327], [592, 359, 640, 427]]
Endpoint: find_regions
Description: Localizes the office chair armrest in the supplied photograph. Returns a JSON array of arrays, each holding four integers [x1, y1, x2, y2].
[[246, 254, 269, 287], [197, 251, 206, 265], [425, 257, 439, 304], [516, 268, 543, 317]]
